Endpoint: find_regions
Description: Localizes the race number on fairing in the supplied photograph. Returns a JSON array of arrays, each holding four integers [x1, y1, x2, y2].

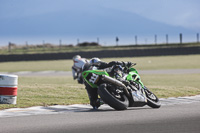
[[89, 73, 99, 84]]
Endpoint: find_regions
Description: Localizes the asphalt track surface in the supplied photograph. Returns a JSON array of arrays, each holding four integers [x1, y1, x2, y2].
[[0, 96, 200, 133], [0, 69, 200, 133]]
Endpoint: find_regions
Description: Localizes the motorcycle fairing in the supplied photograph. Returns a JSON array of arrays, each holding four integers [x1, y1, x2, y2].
[[126, 68, 144, 88], [82, 70, 109, 88]]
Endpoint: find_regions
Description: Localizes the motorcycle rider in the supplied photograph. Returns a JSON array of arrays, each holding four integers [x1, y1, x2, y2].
[[72, 55, 88, 84], [82, 57, 133, 109]]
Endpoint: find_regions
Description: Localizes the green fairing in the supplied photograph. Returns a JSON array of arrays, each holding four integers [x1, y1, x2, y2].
[[82, 67, 144, 88], [82, 70, 109, 88], [129, 68, 138, 74], [126, 68, 144, 88]]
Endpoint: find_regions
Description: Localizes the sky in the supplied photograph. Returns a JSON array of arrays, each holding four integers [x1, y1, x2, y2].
[[0, 0, 200, 46]]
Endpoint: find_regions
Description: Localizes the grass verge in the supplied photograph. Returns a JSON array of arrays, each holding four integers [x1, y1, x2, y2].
[[0, 76, 88, 110], [141, 74, 200, 98], [0, 55, 200, 72], [0, 73, 199, 110]]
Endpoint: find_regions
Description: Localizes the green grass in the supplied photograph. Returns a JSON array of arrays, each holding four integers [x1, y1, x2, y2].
[[102, 55, 200, 70], [0, 55, 200, 110], [0, 73, 199, 110], [141, 74, 200, 98], [0, 55, 200, 72], [0, 76, 88, 109], [0, 60, 69, 72]]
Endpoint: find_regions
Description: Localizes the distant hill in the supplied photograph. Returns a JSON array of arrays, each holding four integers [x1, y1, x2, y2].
[[0, 6, 194, 37]]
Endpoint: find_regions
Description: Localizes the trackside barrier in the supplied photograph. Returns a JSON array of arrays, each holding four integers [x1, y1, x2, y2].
[[0, 46, 199, 62], [0, 74, 18, 104]]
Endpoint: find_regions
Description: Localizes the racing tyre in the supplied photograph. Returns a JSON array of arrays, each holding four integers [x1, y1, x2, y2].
[[144, 86, 161, 108], [98, 83, 129, 110]]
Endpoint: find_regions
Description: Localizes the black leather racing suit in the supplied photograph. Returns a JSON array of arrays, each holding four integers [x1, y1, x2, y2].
[[82, 61, 131, 109]]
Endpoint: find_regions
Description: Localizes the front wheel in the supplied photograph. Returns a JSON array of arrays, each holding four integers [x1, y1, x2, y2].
[[98, 83, 129, 110], [144, 86, 161, 108]]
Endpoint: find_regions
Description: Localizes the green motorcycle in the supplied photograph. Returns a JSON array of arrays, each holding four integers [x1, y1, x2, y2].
[[82, 63, 161, 110]]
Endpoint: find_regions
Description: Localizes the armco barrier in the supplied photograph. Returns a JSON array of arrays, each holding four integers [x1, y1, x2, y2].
[[0, 46, 199, 62], [0, 74, 18, 104]]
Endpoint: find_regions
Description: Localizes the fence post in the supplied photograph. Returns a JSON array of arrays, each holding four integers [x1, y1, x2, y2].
[[155, 34, 157, 45], [116, 36, 119, 46], [43, 40, 45, 51], [179, 33, 182, 44], [59, 39, 62, 50], [97, 37, 99, 44], [77, 39, 79, 45], [135, 35, 137, 45], [26, 41, 29, 52], [166, 34, 168, 44], [8, 42, 11, 52]]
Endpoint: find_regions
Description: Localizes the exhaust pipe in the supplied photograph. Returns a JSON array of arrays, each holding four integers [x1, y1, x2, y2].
[[101, 75, 131, 98]]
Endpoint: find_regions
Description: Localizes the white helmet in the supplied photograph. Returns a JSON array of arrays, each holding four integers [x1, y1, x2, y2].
[[72, 55, 81, 61], [89, 57, 101, 64], [73, 55, 87, 69]]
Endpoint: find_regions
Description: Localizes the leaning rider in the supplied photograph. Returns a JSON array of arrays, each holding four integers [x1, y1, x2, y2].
[[82, 57, 133, 109], [72, 55, 88, 84]]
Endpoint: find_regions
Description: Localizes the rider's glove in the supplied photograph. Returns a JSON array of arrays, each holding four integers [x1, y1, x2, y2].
[[124, 61, 132, 68]]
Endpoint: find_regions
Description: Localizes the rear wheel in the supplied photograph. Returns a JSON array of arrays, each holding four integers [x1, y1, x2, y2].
[[144, 86, 161, 108], [98, 83, 129, 110]]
